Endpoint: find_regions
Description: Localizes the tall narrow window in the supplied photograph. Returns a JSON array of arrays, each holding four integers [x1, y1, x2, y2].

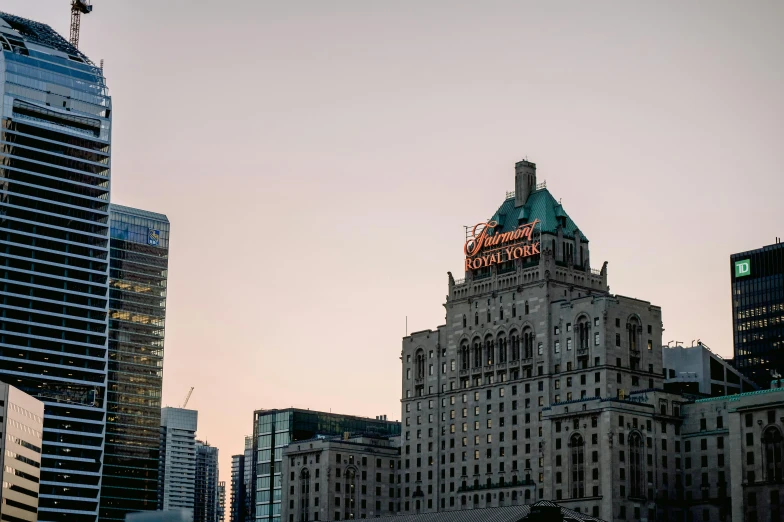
[[522, 327, 534, 359], [498, 336, 507, 364], [473, 341, 482, 368], [344, 468, 357, 519], [763, 426, 783, 483], [300, 468, 311, 522], [485, 337, 494, 365], [487, 310, 491, 323], [628, 317, 640, 352], [525, 301, 529, 315], [629, 432, 644, 498], [416, 350, 425, 380], [512, 304, 517, 317], [461, 342, 470, 370], [570, 433, 584, 498], [510, 330, 520, 361], [462, 315, 467, 328], [475, 312, 479, 326], [578, 317, 590, 350]]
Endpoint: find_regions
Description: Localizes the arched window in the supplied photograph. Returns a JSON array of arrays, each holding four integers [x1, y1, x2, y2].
[[577, 316, 590, 350], [497, 335, 507, 363], [344, 468, 357, 519], [299, 468, 310, 522], [629, 431, 644, 498], [462, 315, 467, 328], [487, 310, 491, 323], [485, 336, 494, 365], [512, 303, 517, 317], [460, 342, 470, 371], [509, 330, 519, 361], [763, 426, 783, 483], [475, 312, 479, 326], [500, 307, 504, 320], [628, 317, 640, 351], [473, 340, 482, 368], [570, 433, 585, 498], [525, 301, 529, 315], [415, 350, 425, 380], [522, 327, 534, 359]]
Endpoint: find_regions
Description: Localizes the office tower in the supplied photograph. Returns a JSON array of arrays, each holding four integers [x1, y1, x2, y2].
[[98, 205, 170, 521], [195, 441, 219, 522], [159, 408, 198, 516], [252, 409, 400, 522], [218, 482, 226, 522], [281, 434, 401, 522], [243, 436, 254, 520], [230, 454, 246, 522], [0, 12, 112, 522], [0, 382, 45, 522], [730, 240, 784, 388]]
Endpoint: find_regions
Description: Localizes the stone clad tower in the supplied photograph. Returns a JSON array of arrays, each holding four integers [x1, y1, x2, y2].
[[401, 160, 673, 521]]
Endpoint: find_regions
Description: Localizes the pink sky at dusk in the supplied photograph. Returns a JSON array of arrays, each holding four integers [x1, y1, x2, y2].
[[5, 0, 783, 498]]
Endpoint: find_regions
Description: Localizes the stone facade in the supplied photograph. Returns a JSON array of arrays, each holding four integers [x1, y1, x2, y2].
[[281, 436, 400, 521], [398, 161, 784, 522]]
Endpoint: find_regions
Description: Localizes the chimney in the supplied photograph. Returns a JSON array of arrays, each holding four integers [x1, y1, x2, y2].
[[514, 160, 536, 208]]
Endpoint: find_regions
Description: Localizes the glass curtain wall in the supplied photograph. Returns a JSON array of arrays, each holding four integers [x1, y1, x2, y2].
[[0, 12, 111, 522], [98, 205, 169, 521]]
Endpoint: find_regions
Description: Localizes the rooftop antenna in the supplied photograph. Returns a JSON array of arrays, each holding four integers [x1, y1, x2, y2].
[[69, 0, 93, 49]]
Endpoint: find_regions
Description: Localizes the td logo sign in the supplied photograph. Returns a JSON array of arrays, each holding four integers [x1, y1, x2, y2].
[[735, 259, 751, 278]]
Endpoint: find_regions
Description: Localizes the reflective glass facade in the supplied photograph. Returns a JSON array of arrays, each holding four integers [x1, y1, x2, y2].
[[731, 241, 784, 388], [99, 205, 170, 521], [195, 441, 219, 522], [252, 409, 400, 522], [0, 12, 111, 522]]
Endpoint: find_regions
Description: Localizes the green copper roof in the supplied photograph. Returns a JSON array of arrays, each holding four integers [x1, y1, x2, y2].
[[489, 189, 586, 241]]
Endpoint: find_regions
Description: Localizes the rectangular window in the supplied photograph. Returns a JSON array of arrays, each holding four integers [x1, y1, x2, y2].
[[555, 341, 560, 353], [594, 332, 600, 346]]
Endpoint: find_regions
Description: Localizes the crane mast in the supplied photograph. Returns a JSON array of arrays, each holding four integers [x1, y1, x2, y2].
[[69, 0, 93, 49], [181, 387, 195, 408]]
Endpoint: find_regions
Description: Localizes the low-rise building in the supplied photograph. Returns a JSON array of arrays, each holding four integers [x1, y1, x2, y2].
[[662, 342, 756, 397], [0, 382, 44, 522], [282, 435, 400, 522]]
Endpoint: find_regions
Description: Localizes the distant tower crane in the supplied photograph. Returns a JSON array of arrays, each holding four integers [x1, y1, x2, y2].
[[181, 387, 195, 408], [69, 0, 93, 49]]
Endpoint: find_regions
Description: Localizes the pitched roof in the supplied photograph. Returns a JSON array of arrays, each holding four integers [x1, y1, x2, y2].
[[321, 502, 605, 522], [490, 189, 585, 241]]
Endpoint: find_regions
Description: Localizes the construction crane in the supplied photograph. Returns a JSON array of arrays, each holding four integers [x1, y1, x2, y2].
[[69, 0, 93, 49], [181, 387, 195, 408]]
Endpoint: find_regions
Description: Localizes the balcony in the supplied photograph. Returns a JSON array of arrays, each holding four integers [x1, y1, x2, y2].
[[630, 348, 641, 358]]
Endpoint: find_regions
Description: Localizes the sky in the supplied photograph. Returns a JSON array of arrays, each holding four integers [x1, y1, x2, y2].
[[4, 0, 783, 500]]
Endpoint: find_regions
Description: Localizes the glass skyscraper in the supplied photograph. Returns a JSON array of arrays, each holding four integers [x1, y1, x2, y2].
[[731, 240, 784, 388], [99, 205, 170, 521], [0, 11, 111, 522], [252, 409, 400, 522]]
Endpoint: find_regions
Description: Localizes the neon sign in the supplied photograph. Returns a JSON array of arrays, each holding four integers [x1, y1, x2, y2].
[[464, 219, 540, 270]]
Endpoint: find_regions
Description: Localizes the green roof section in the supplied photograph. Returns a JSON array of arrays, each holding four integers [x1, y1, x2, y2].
[[489, 188, 586, 241]]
